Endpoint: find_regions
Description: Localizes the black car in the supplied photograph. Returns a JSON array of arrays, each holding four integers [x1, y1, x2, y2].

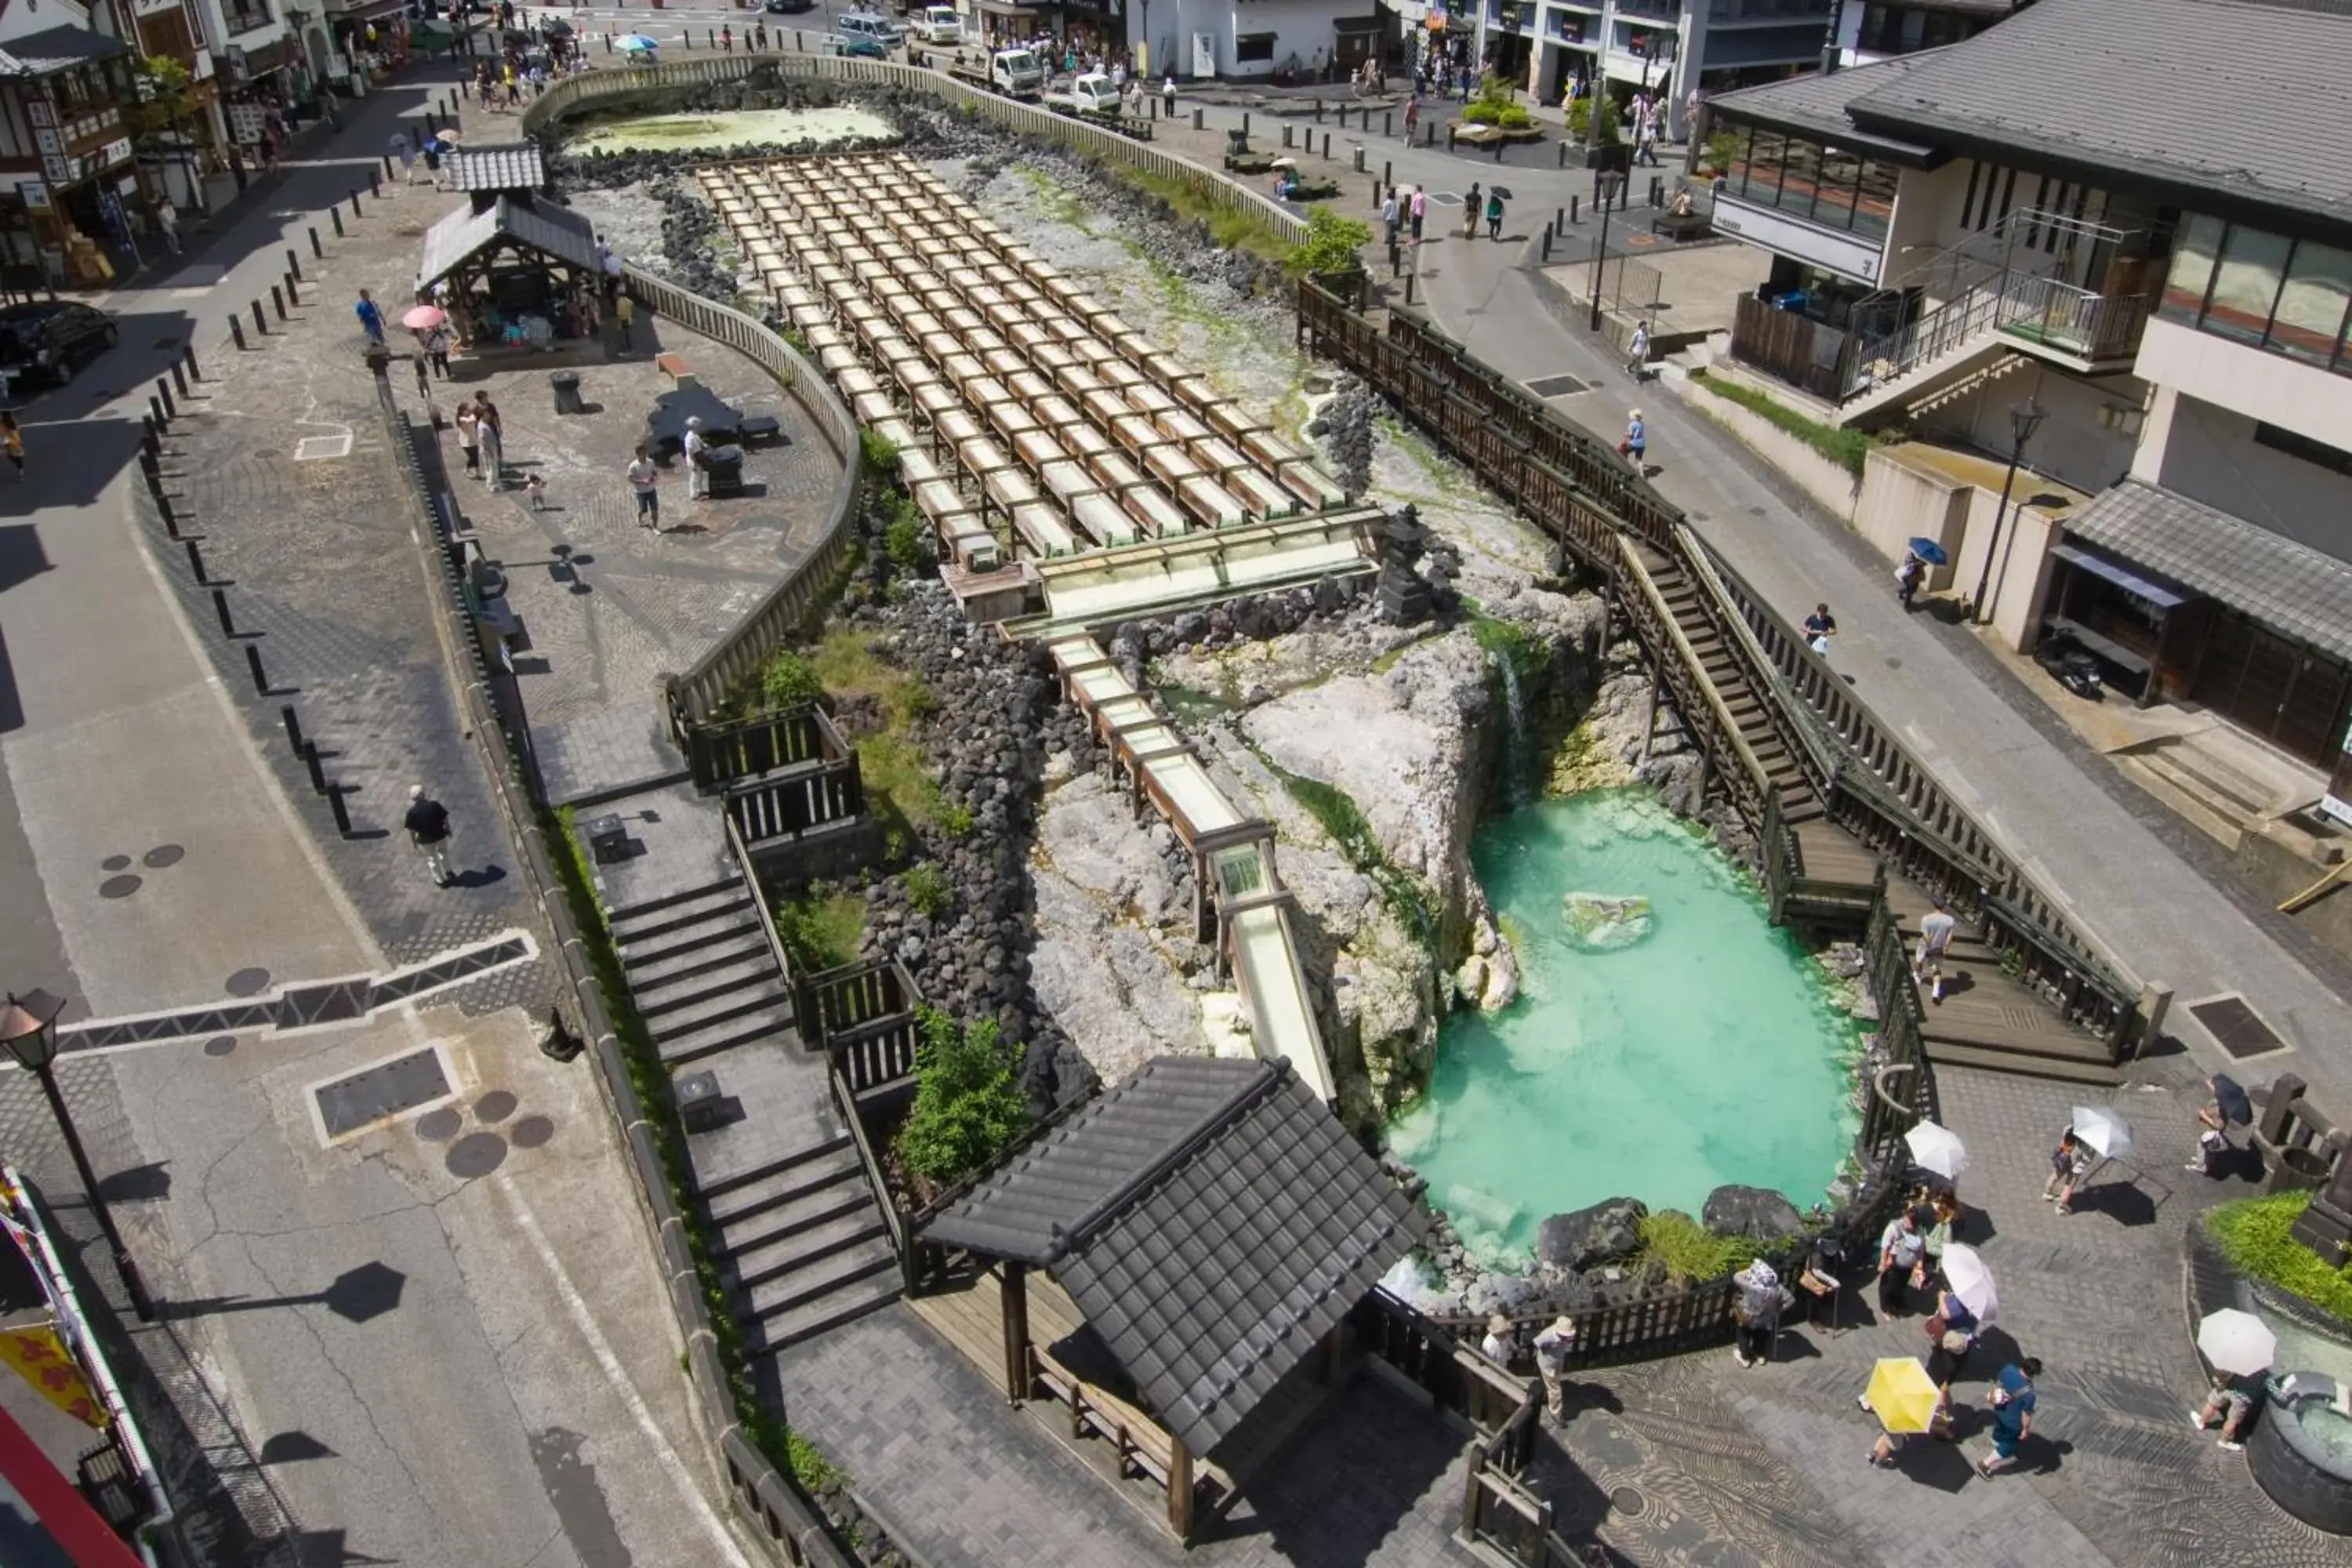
[[0, 302, 118, 388], [764, 0, 818, 13]]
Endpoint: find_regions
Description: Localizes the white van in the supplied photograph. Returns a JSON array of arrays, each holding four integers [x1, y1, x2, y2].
[[916, 6, 963, 45], [834, 12, 903, 49]]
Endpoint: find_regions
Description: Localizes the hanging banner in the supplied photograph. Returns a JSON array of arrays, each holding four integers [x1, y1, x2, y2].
[[0, 1325, 105, 1429]]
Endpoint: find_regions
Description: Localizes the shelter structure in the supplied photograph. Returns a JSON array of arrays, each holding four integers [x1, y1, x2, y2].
[[416, 195, 604, 351], [916, 1056, 1426, 1539], [445, 142, 551, 212]]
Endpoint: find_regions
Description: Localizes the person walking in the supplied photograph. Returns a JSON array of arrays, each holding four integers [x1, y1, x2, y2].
[[412, 351, 431, 401], [391, 129, 416, 183], [1484, 187, 1504, 240], [1730, 1259, 1790, 1368], [1, 412, 22, 482], [1896, 548, 1925, 608], [1976, 1357, 2041, 1477], [404, 785, 455, 887], [476, 395, 505, 488], [1408, 183, 1427, 243], [2044, 1125, 2092, 1213], [1404, 95, 1421, 140], [1163, 75, 1177, 118], [525, 471, 548, 512], [615, 291, 635, 352], [425, 323, 452, 378], [1802, 601, 1837, 655], [1876, 1206, 1926, 1318], [1461, 181, 1481, 241], [455, 400, 481, 479], [1381, 187, 1400, 249], [1617, 407, 1646, 468], [1922, 1279, 1978, 1426], [1531, 1316, 1577, 1425], [2190, 1368, 2262, 1452], [627, 443, 662, 531], [354, 289, 387, 347], [154, 199, 181, 256], [684, 415, 711, 500], [1914, 896, 1958, 1000], [1625, 319, 1650, 379]]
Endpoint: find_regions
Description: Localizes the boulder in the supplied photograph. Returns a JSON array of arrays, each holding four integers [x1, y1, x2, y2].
[[1454, 953, 1489, 1006], [1534, 1197, 1648, 1273], [1562, 891, 1653, 952], [1701, 1184, 1806, 1243], [1479, 946, 1519, 1011]]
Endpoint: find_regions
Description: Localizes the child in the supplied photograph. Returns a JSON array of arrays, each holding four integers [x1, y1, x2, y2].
[[2044, 1127, 2091, 1213], [525, 471, 547, 512]]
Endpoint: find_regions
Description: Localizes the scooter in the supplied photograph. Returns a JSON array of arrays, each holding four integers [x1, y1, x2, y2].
[[2034, 629, 2104, 700]]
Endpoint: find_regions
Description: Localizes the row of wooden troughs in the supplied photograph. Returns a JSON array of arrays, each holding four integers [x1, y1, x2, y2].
[[697, 152, 1380, 628]]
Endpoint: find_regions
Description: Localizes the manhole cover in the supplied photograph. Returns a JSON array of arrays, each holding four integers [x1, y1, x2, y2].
[[100, 874, 142, 899], [1526, 375, 1587, 399], [224, 967, 272, 997], [293, 434, 354, 462], [313, 1046, 452, 1140], [201, 1036, 238, 1058], [143, 844, 186, 869], [2187, 994, 2288, 1059]]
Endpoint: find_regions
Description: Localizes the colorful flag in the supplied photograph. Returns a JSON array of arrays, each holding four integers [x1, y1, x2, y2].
[[0, 1324, 105, 1429]]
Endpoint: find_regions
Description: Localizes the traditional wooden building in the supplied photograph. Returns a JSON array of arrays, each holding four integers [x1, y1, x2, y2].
[[0, 25, 138, 289]]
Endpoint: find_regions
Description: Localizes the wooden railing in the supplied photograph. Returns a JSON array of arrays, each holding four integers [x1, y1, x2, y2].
[[798, 957, 921, 1094], [1860, 893, 1930, 1164], [724, 754, 866, 849], [828, 1060, 914, 1293], [1461, 1465, 1606, 1568], [1614, 535, 1771, 830], [689, 704, 840, 789]]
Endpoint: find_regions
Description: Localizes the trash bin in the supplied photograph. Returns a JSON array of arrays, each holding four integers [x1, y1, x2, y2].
[[2270, 1146, 2332, 1195], [704, 443, 746, 497], [550, 369, 585, 415]]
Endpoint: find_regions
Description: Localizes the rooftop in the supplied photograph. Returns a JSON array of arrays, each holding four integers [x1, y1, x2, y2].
[[0, 24, 129, 78], [416, 194, 598, 289], [446, 142, 549, 195], [920, 1057, 1426, 1457], [1705, 53, 1939, 162]]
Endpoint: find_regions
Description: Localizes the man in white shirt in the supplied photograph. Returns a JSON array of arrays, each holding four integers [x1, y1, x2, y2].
[[1625, 319, 1650, 379], [626, 442, 660, 531], [682, 416, 710, 500], [1531, 1315, 1577, 1424], [1916, 897, 1959, 1001]]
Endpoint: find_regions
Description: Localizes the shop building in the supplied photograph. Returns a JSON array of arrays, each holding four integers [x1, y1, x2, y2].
[[0, 24, 141, 289]]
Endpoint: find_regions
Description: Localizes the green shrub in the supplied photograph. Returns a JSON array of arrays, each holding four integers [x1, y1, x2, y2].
[[760, 650, 824, 712], [883, 500, 930, 572], [895, 1006, 1029, 1188], [1461, 101, 1501, 126], [1285, 206, 1376, 279], [1497, 104, 1534, 131], [936, 801, 976, 840], [1567, 96, 1623, 146], [859, 426, 902, 480], [2208, 1192, 2352, 1323], [904, 862, 951, 918], [1695, 375, 1898, 477], [1635, 1210, 1757, 1284], [775, 887, 866, 973]]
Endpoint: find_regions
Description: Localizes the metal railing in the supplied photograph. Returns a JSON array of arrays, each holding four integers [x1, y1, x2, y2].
[[1841, 268, 2154, 401]]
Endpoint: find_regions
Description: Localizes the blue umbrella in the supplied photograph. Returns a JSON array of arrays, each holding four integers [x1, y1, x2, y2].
[[1906, 536, 1950, 566], [616, 34, 660, 51], [2211, 1073, 2253, 1127]]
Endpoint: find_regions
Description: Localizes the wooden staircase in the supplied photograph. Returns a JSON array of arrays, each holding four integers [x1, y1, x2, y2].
[[1882, 879, 2122, 1086], [1639, 544, 1824, 826]]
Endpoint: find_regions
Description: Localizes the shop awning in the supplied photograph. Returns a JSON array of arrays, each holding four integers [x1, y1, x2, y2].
[[2047, 543, 2189, 610], [0, 25, 130, 78], [417, 197, 599, 292], [2065, 480, 2352, 662]]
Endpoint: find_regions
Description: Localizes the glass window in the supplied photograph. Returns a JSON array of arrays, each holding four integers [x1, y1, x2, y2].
[[1853, 160, 1898, 241], [1778, 138, 1822, 222], [2158, 213, 2223, 324], [1738, 131, 1784, 204], [2267, 240, 2352, 366], [2203, 224, 2292, 345], [1814, 147, 1862, 231], [1899, 9, 1926, 49]]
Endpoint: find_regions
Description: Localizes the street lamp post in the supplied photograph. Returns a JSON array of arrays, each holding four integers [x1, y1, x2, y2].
[[2, 992, 154, 1320], [1972, 397, 2046, 626], [1588, 169, 1624, 332]]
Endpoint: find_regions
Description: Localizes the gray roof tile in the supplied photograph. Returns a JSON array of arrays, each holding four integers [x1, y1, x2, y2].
[[416, 196, 598, 290], [2066, 481, 2352, 662], [920, 1057, 1426, 1457], [446, 143, 547, 194], [0, 25, 130, 77], [1709, 53, 1939, 158]]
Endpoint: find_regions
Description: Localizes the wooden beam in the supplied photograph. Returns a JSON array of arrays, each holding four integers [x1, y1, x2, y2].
[[1167, 1432, 1195, 1541], [1000, 1263, 1030, 1407]]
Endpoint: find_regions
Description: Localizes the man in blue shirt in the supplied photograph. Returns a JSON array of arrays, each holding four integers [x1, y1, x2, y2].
[[354, 289, 386, 347], [1978, 1356, 2041, 1478], [1617, 408, 1646, 468]]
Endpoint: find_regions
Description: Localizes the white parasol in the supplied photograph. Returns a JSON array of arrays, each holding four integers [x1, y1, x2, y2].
[[1904, 1120, 1969, 1180], [2196, 1308, 2276, 1377]]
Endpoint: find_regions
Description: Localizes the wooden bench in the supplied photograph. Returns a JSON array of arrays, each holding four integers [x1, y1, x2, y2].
[[1653, 211, 1713, 242], [654, 351, 698, 389]]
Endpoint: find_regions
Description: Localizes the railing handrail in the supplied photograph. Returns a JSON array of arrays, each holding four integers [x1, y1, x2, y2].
[[724, 810, 797, 988], [1615, 534, 1775, 811], [829, 1059, 914, 1287], [1673, 523, 1842, 790]]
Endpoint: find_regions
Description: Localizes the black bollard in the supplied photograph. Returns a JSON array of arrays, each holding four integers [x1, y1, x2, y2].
[[287, 245, 302, 281], [1385, 112, 1393, 137], [379, 154, 393, 181], [310, 226, 324, 258], [1542, 229, 1552, 261], [285, 274, 300, 308], [251, 299, 267, 336], [1559, 141, 1568, 169], [1314, 99, 1323, 122], [332, 206, 345, 238], [1283, 124, 1293, 148], [185, 537, 207, 583], [158, 495, 180, 540], [282, 705, 304, 757], [368, 167, 381, 198], [1494, 138, 1504, 162], [230, 314, 249, 351], [155, 378, 175, 419], [171, 361, 187, 399], [328, 782, 354, 839], [270, 284, 286, 322], [303, 741, 328, 796], [1385, 160, 1392, 186], [1193, 107, 1203, 131], [1323, 132, 1331, 158], [1405, 270, 1416, 306], [185, 342, 201, 382], [245, 643, 270, 695], [212, 588, 235, 638], [1242, 112, 1250, 136], [1390, 241, 1403, 276], [1572, 195, 1581, 224], [349, 190, 362, 221], [150, 394, 169, 429]]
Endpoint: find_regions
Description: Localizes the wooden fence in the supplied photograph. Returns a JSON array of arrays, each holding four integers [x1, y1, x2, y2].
[[798, 957, 922, 1096], [1729, 292, 1848, 401], [1461, 1466, 1608, 1568], [688, 705, 840, 788]]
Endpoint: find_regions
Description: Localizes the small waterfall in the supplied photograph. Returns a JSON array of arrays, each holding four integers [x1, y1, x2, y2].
[[1492, 649, 1533, 808]]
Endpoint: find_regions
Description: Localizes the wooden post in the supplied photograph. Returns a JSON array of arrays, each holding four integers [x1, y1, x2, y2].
[[1459, 1439, 1488, 1537], [1000, 1263, 1030, 1406], [1167, 1434, 1196, 1541]]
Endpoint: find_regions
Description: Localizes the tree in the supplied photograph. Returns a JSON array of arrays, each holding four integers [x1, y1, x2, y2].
[[122, 56, 194, 147], [1285, 207, 1375, 279], [894, 1007, 1028, 1189]]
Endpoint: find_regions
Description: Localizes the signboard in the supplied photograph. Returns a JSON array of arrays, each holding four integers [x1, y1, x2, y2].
[[228, 103, 268, 145], [16, 182, 51, 211], [24, 100, 54, 129], [134, 0, 186, 14], [94, 137, 134, 172], [2322, 722, 2352, 828]]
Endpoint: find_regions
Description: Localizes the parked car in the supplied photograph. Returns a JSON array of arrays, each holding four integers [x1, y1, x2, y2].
[[828, 33, 889, 57], [0, 302, 118, 388], [763, 0, 818, 11]]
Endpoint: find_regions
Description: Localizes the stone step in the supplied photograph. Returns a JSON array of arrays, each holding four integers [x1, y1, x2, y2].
[[1916, 1004, 2117, 1064], [732, 1213, 894, 1294], [636, 951, 786, 1019], [748, 1277, 906, 1357], [652, 996, 797, 1068], [699, 1133, 855, 1207], [610, 883, 752, 944], [618, 915, 766, 976], [737, 1235, 900, 1330], [1923, 1040, 2122, 1087], [714, 1166, 873, 1255]]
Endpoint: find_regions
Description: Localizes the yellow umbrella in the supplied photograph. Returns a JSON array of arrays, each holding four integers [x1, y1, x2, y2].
[[1864, 1356, 1941, 1435]]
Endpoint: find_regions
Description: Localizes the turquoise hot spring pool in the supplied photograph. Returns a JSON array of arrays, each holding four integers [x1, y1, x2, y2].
[[1386, 788, 1861, 1265]]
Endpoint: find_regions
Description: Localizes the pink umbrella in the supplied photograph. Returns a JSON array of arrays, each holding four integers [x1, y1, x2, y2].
[[402, 304, 447, 331]]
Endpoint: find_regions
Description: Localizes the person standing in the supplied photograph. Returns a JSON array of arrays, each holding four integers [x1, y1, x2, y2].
[[1404, 95, 1421, 140], [2044, 1126, 2091, 1212], [1803, 601, 1837, 654], [390, 129, 416, 182], [412, 350, 431, 401], [1381, 187, 1400, 249], [1730, 1259, 1789, 1368], [1408, 183, 1427, 243], [1915, 896, 1958, 1001], [1876, 1207, 1926, 1318], [1531, 1316, 1577, 1425], [1163, 75, 1177, 118], [454, 400, 481, 478], [628, 443, 662, 531], [1479, 1314, 1515, 1367], [154, 198, 181, 256], [1, 412, 21, 482], [1617, 407, 1646, 468], [476, 395, 505, 488], [425, 323, 452, 377], [1484, 187, 1505, 241], [615, 291, 635, 352], [1461, 180, 1481, 241], [1625, 319, 1650, 379], [1923, 1279, 1977, 1428], [404, 785, 455, 887], [683, 416, 711, 501], [1976, 1357, 2041, 1477], [354, 289, 387, 347], [1919, 1189, 1960, 1287]]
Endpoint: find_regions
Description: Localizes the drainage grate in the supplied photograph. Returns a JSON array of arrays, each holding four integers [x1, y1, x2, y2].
[[1526, 375, 1588, 399], [2187, 995, 2289, 1059], [294, 434, 353, 462], [314, 1047, 452, 1139]]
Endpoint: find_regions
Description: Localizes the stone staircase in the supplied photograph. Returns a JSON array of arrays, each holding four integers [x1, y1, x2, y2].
[[608, 877, 904, 1355], [2112, 733, 2288, 852], [1884, 880, 2122, 1087]]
